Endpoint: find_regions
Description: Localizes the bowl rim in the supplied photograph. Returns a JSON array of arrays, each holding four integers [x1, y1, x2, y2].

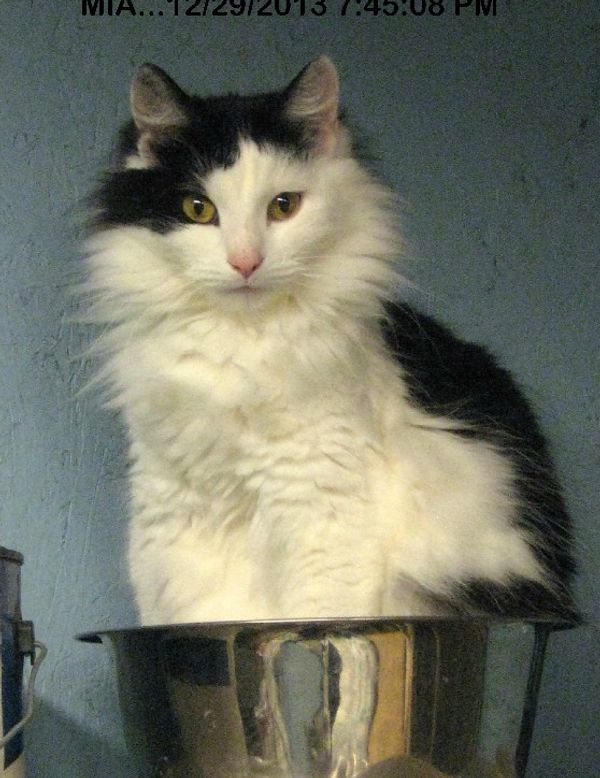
[[76, 614, 579, 644]]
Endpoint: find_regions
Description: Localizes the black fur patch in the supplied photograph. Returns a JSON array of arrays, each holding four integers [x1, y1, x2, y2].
[[93, 90, 308, 233]]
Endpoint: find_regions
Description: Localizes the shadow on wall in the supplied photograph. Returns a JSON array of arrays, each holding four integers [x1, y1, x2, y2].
[[26, 699, 135, 778]]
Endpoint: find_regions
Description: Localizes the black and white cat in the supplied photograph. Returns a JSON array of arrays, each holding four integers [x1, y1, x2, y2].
[[85, 57, 577, 625]]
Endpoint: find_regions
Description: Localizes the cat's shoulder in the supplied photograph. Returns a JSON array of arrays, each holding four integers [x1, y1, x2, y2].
[[380, 302, 542, 444]]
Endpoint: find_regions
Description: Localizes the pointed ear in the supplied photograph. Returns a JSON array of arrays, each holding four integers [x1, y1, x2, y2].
[[129, 64, 188, 161], [284, 56, 345, 155]]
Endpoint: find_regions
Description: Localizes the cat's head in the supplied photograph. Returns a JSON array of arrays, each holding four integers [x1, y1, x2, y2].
[[88, 57, 401, 324]]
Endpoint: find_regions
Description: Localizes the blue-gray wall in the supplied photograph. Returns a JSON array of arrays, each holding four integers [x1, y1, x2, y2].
[[1, 2, 598, 775]]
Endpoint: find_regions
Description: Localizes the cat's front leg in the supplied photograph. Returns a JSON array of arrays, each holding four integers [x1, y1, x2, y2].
[[128, 512, 227, 625], [127, 477, 272, 624], [250, 466, 387, 619]]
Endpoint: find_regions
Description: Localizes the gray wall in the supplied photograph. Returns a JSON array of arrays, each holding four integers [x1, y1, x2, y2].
[[1, 2, 598, 775]]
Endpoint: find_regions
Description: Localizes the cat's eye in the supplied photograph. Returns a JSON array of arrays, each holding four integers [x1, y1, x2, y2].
[[267, 192, 302, 222], [182, 195, 218, 225]]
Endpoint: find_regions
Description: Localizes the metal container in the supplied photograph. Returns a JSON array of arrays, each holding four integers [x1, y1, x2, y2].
[[0, 548, 45, 778], [79, 617, 573, 778]]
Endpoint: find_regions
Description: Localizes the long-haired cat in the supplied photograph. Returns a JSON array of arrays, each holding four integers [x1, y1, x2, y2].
[[85, 57, 577, 625]]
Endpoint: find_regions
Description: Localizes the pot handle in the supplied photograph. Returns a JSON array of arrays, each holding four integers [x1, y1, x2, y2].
[[0, 628, 47, 750]]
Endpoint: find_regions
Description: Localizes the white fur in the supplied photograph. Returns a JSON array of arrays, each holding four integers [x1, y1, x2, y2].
[[86, 140, 542, 624], [123, 153, 151, 170]]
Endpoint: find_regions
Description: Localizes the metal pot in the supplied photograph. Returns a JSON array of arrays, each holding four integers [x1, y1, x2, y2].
[[79, 617, 574, 778]]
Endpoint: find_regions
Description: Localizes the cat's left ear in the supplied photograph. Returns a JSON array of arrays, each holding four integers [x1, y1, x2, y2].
[[284, 57, 348, 156]]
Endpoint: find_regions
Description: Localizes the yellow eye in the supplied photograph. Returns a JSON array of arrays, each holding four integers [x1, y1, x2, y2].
[[267, 192, 302, 222], [182, 195, 218, 224]]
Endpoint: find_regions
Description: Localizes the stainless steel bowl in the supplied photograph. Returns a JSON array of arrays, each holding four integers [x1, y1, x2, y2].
[[79, 618, 574, 778]]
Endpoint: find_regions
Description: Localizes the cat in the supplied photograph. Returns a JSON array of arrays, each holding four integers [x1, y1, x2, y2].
[[85, 56, 577, 625]]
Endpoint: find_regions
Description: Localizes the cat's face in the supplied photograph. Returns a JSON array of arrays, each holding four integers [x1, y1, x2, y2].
[[90, 58, 399, 321], [166, 139, 340, 305]]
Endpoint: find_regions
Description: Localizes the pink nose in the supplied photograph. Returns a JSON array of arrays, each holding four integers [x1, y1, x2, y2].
[[228, 250, 264, 279]]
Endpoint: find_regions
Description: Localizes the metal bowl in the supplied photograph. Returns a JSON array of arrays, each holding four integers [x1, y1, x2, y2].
[[79, 617, 574, 778]]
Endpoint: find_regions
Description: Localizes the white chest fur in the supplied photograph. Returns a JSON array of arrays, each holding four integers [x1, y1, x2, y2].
[[109, 309, 541, 624]]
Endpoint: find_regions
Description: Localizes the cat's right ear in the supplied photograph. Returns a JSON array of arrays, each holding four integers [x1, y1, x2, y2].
[[129, 64, 189, 162], [284, 56, 348, 157]]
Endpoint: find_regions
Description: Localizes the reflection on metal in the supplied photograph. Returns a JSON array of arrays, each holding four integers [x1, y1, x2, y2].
[[79, 618, 574, 778]]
